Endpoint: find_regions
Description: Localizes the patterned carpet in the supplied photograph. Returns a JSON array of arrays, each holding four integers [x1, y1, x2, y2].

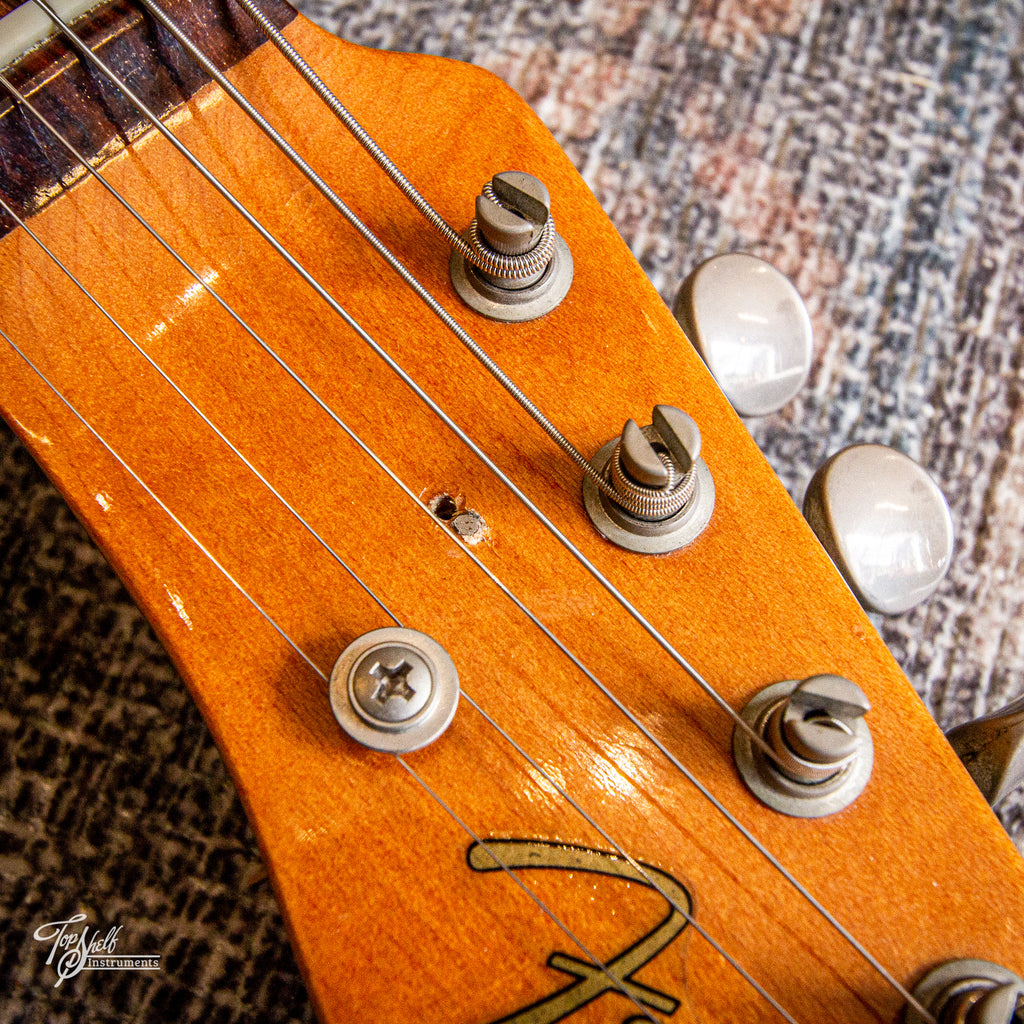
[[2, 0, 1022, 1021]]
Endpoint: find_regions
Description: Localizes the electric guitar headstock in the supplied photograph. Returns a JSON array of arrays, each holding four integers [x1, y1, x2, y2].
[[1, 1, 1022, 1022]]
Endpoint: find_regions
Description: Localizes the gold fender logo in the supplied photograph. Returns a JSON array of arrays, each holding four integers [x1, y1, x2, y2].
[[467, 839, 693, 1024]]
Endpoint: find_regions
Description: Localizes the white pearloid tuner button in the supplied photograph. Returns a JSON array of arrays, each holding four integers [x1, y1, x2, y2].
[[672, 253, 813, 417], [803, 444, 954, 615]]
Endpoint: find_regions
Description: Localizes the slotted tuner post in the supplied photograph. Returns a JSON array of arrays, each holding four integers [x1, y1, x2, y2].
[[582, 405, 714, 554], [449, 171, 573, 321], [906, 960, 1024, 1024]]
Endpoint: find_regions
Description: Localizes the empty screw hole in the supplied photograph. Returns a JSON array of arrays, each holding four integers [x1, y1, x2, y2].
[[431, 494, 458, 521]]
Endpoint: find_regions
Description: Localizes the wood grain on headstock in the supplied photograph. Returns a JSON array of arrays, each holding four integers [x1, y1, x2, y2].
[[1, 8, 1021, 1022]]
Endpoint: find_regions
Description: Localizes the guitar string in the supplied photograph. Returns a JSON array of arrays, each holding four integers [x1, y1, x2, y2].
[[27, 0, 792, 776], [6, 8, 937, 1015], [0, 325, 709, 1024], [0, 110, 797, 1021], [223, 0, 559, 287], [11, 8, 941, 1017], [0, 129, 798, 1018]]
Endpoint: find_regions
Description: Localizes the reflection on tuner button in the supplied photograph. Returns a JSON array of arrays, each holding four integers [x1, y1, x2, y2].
[[802, 444, 954, 615], [673, 253, 813, 417]]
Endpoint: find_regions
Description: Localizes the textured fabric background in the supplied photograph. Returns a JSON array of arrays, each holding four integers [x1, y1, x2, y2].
[[2, 0, 1023, 1021]]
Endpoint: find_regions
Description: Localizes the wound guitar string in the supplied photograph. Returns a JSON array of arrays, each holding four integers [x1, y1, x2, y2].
[[9, 4, 935, 1018], [4, 2, 937, 1020], [32, 0, 782, 769]]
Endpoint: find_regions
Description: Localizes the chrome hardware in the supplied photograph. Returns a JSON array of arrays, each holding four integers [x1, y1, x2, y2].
[[329, 627, 459, 753], [673, 253, 813, 417], [449, 171, 573, 322], [733, 675, 874, 818], [947, 694, 1024, 808], [803, 444, 954, 615], [582, 405, 714, 554], [906, 960, 1024, 1024]]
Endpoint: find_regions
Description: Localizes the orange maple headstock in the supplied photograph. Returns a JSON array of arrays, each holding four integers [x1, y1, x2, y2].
[[1, 3, 1022, 1021]]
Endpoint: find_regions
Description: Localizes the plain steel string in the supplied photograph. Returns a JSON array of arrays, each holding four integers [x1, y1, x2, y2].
[[0, 110, 798, 1021], [153, 14, 937, 1014], [1, 160, 921, 1024], [29, 0, 785, 771], [0, 328, 671, 1024], [4, 197, 918, 1024], [1, 66, 798, 933], [21, 7, 941, 1015], [0, 186, 392, 623]]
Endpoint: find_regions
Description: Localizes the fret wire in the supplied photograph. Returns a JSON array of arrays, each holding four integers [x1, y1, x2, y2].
[[26, 0, 789, 776], [11, 8, 939, 1016], [0, 325, 666, 1024], [0, 112, 794, 1017]]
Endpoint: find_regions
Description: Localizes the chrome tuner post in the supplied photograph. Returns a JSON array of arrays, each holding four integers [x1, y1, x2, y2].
[[733, 675, 874, 818], [582, 404, 714, 554], [449, 170, 573, 322], [906, 960, 1024, 1024]]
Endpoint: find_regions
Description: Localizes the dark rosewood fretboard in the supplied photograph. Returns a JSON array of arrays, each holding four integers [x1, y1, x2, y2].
[[0, 0, 295, 237]]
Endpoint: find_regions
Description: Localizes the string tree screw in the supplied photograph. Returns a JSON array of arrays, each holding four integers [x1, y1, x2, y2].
[[329, 628, 459, 753], [732, 674, 874, 817], [582, 404, 714, 554], [449, 170, 573, 322]]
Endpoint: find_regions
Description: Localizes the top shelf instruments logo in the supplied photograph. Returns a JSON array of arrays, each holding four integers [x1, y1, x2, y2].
[[32, 913, 161, 988]]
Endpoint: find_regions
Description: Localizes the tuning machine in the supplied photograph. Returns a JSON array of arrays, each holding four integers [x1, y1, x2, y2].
[[449, 171, 573, 321], [947, 695, 1024, 809], [582, 405, 715, 554], [906, 959, 1024, 1024], [802, 444, 955, 615], [673, 253, 813, 417], [733, 675, 874, 817]]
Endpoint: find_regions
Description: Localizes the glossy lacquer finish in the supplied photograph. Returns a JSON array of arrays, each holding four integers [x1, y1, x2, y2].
[[1, 10, 1022, 1024], [673, 253, 814, 418]]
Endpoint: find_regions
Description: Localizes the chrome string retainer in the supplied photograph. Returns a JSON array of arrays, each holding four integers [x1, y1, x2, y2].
[[329, 628, 460, 754]]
